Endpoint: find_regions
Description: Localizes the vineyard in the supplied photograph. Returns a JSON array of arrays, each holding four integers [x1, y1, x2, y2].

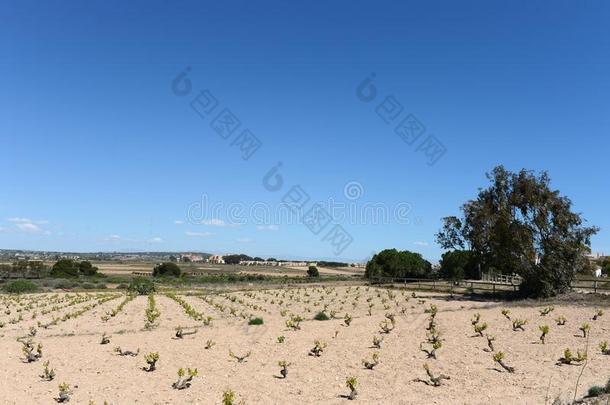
[[0, 286, 608, 404]]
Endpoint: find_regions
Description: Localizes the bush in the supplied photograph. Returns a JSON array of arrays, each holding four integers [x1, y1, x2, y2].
[[314, 311, 330, 321], [3, 280, 39, 293], [307, 266, 320, 278], [587, 386, 606, 398], [50, 259, 80, 278], [96, 283, 107, 289], [128, 277, 155, 295], [116, 283, 129, 290], [153, 262, 181, 278], [248, 317, 264, 325], [81, 282, 96, 289], [53, 279, 78, 290], [78, 261, 99, 276]]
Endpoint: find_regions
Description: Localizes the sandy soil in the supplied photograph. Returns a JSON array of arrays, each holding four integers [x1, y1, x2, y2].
[[287, 266, 365, 277], [94, 262, 364, 278], [0, 287, 608, 404]]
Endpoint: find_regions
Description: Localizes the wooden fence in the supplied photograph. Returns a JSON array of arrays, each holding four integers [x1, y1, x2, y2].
[[481, 273, 522, 285], [571, 278, 610, 294], [368, 277, 610, 295]]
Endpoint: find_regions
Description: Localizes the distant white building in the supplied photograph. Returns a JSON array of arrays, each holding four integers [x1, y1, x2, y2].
[[593, 267, 603, 278], [587, 252, 605, 260], [208, 255, 225, 264], [239, 260, 278, 266], [180, 253, 205, 262]]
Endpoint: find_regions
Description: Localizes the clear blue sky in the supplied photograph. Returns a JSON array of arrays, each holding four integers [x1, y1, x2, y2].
[[1, 1, 609, 262]]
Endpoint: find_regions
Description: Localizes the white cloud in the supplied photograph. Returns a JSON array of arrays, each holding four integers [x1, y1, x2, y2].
[[8, 217, 31, 223], [8, 217, 49, 225], [16, 223, 42, 233], [186, 231, 215, 237], [257, 225, 279, 231], [104, 234, 164, 244], [174, 220, 185, 225], [414, 241, 429, 247], [4, 217, 51, 235], [15, 222, 50, 235]]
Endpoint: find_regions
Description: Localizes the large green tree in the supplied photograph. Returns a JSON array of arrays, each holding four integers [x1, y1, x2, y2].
[[439, 250, 478, 280], [436, 166, 598, 297], [223, 254, 253, 264], [78, 261, 99, 276], [365, 249, 432, 279], [51, 259, 99, 277], [50, 259, 80, 278]]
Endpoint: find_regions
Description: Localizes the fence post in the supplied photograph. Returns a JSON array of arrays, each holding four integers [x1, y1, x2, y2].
[[594, 280, 597, 294], [493, 283, 496, 294]]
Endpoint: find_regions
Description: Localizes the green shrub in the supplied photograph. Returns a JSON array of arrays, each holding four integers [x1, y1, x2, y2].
[[50, 259, 80, 278], [50, 259, 100, 278], [307, 266, 320, 277], [3, 280, 39, 293], [81, 282, 96, 289], [587, 386, 606, 397], [96, 283, 108, 289], [128, 277, 155, 295], [314, 311, 330, 321], [116, 283, 129, 290], [248, 317, 264, 325], [153, 262, 181, 278], [78, 261, 99, 276]]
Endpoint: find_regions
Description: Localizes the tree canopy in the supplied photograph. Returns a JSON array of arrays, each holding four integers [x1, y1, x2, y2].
[[436, 166, 598, 297], [307, 266, 320, 277], [78, 261, 99, 276], [365, 249, 432, 279], [152, 262, 181, 277], [51, 259, 99, 278], [600, 257, 610, 276], [223, 254, 253, 264], [439, 250, 477, 280], [317, 261, 349, 268]]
